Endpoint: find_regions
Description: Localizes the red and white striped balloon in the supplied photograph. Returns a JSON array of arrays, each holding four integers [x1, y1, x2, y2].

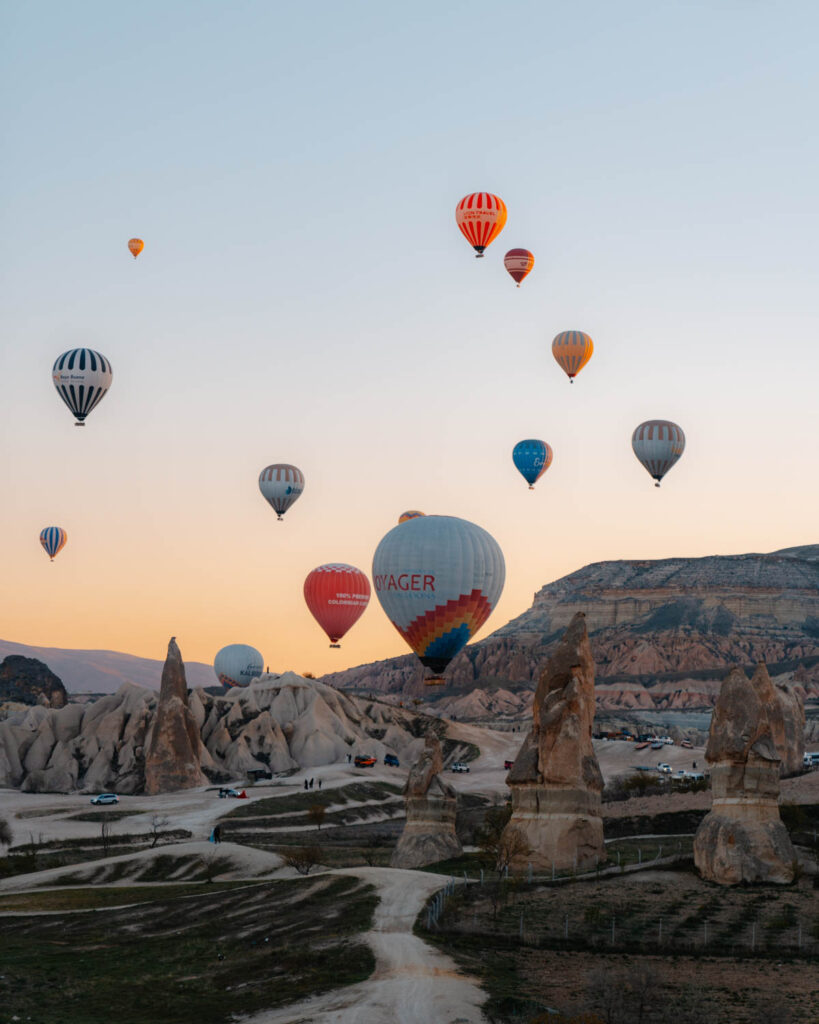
[[455, 193, 507, 257], [303, 564, 371, 647]]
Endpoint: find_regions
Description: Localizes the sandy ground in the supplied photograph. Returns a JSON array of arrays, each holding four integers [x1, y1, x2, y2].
[[246, 867, 488, 1024]]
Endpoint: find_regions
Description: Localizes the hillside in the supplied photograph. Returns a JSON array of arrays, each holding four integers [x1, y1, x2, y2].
[[320, 545, 819, 713], [0, 639, 215, 694]]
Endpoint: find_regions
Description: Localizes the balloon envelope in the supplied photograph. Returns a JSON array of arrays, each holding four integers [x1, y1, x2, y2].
[[128, 238, 144, 258], [504, 248, 534, 286], [398, 511, 425, 524], [52, 349, 112, 425], [455, 193, 507, 256], [304, 564, 371, 646], [214, 644, 264, 688], [40, 527, 67, 561], [551, 331, 593, 381], [512, 440, 553, 488], [632, 420, 686, 486], [372, 515, 505, 678], [259, 464, 304, 521]]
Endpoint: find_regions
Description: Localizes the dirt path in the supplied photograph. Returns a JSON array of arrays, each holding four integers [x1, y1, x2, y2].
[[248, 867, 488, 1024]]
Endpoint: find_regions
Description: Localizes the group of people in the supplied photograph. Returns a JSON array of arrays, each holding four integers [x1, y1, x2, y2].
[[303, 777, 321, 790]]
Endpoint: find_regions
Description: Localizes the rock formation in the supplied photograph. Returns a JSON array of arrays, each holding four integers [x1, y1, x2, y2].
[[770, 673, 805, 775], [144, 638, 206, 795], [320, 546, 819, 710], [502, 612, 605, 872], [391, 732, 462, 869], [0, 656, 67, 708], [693, 665, 796, 885]]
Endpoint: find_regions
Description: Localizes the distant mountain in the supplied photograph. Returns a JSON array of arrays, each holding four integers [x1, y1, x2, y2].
[[0, 639, 216, 694], [320, 545, 819, 714]]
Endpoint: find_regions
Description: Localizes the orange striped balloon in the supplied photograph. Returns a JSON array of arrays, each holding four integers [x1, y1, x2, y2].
[[504, 249, 534, 287], [455, 193, 507, 257], [551, 330, 594, 382], [128, 238, 144, 259]]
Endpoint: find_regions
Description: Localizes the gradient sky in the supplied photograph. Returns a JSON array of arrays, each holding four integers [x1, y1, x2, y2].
[[1, 1, 817, 679]]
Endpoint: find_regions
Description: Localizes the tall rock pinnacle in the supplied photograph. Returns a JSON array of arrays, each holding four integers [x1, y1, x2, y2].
[[144, 638, 205, 795]]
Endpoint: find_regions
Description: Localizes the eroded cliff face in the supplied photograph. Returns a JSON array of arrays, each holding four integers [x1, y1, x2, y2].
[[320, 546, 819, 712]]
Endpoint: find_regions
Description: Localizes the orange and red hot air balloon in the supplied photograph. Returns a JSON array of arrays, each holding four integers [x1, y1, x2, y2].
[[504, 248, 534, 287], [304, 564, 371, 648], [128, 238, 144, 259], [551, 330, 594, 383], [455, 193, 507, 257]]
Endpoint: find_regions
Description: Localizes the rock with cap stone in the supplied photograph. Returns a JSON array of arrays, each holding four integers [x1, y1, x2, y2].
[[502, 611, 605, 872], [693, 664, 796, 885], [390, 732, 462, 869]]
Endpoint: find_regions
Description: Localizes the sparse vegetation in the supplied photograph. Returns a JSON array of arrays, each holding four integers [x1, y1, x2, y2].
[[284, 845, 324, 875]]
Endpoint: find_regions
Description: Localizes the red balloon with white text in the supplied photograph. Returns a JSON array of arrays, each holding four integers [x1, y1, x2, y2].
[[303, 564, 371, 647]]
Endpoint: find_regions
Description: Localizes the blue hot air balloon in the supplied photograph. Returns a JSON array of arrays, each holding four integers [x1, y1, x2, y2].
[[512, 440, 553, 490], [40, 526, 67, 562]]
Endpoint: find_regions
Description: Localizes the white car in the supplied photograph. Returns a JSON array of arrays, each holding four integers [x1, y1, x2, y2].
[[656, 763, 672, 774], [90, 793, 119, 805], [450, 762, 470, 773]]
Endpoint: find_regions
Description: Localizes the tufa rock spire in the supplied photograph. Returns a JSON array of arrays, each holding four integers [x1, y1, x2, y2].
[[144, 638, 205, 795]]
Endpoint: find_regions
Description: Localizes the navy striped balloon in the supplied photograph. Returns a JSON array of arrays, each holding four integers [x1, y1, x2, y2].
[[52, 348, 112, 425], [40, 526, 67, 561]]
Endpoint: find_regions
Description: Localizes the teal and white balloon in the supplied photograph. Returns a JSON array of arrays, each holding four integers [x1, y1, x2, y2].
[[214, 644, 264, 688]]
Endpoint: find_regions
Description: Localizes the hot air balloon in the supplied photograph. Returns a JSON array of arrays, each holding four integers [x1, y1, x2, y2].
[[304, 564, 371, 647], [551, 331, 593, 383], [213, 644, 264, 688], [455, 193, 507, 257], [259, 464, 304, 521], [40, 527, 67, 562], [372, 515, 505, 685], [128, 238, 144, 258], [52, 349, 112, 426], [512, 440, 553, 489], [631, 420, 686, 487], [398, 511, 425, 524], [504, 248, 534, 287]]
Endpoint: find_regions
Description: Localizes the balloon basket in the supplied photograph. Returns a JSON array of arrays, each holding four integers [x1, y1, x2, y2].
[[528, 485, 534, 491], [329, 643, 341, 649], [277, 516, 283, 522], [74, 422, 85, 427], [655, 482, 661, 488]]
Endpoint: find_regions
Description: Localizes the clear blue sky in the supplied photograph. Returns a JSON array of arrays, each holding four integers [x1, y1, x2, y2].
[[1, 1, 817, 674]]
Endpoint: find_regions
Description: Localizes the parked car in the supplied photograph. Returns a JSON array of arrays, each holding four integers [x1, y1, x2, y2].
[[687, 772, 705, 782], [680, 740, 693, 749], [656, 763, 672, 774], [218, 787, 246, 798], [384, 754, 400, 767], [450, 762, 470, 773], [354, 755, 376, 768], [90, 793, 119, 805]]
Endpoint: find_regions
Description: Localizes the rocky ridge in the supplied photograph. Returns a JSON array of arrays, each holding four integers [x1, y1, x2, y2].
[[0, 673, 462, 794], [320, 546, 819, 714], [0, 656, 67, 709]]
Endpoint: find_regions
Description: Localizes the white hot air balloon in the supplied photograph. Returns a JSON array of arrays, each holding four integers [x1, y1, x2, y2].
[[372, 515, 505, 685], [214, 644, 264, 688], [258, 464, 304, 521], [52, 348, 112, 426], [631, 420, 686, 487]]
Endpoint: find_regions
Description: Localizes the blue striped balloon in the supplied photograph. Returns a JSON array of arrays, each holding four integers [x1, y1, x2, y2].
[[40, 527, 67, 561], [512, 440, 553, 489]]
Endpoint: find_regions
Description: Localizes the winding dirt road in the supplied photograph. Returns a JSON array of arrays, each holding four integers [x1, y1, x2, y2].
[[249, 867, 488, 1024]]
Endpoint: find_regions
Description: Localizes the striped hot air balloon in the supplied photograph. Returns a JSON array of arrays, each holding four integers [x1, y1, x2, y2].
[[304, 564, 371, 647], [512, 440, 553, 489], [455, 193, 507, 257], [632, 420, 686, 487], [504, 248, 535, 286], [398, 511, 425, 524], [52, 349, 112, 425], [213, 644, 264, 688], [372, 516, 505, 685], [259, 464, 304, 521], [40, 526, 67, 562], [551, 330, 594, 383], [128, 238, 144, 258]]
